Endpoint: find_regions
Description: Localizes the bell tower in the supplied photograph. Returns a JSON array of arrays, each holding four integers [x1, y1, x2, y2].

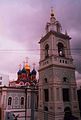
[[38, 8, 80, 120]]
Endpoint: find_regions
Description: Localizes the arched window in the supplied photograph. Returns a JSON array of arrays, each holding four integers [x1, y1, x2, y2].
[[45, 44, 49, 58], [21, 97, 24, 105], [64, 107, 71, 113], [58, 43, 65, 57], [44, 106, 48, 120], [44, 106, 48, 111], [63, 77, 68, 82], [44, 78, 47, 83], [8, 97, 12, 105]]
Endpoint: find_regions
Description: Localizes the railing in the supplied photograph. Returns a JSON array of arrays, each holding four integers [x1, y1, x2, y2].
[[39, 56, 74, 69]]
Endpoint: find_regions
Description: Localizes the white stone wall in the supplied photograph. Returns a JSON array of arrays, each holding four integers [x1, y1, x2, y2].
[[0, 87, 34, 120]]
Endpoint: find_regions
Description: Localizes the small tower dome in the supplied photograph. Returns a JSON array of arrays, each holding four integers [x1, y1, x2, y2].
[[21, 61, 27, 73], [17, 69, 22, 75], [17, 64, 22, 75], [22, 67, 27, 73], [31, 69, 37, 75], [17, 64, 22, 80], [31, 63, 37, 75]]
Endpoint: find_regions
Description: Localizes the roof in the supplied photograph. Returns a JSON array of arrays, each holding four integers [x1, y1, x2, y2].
[[39, 30, 71, 43], [31, 69, 37, 75]]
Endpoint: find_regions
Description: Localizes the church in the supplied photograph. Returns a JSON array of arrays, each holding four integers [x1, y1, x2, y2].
[[0, 8, 80, 120], [0, 60, 38, 120], [38, 8, 80, 120]]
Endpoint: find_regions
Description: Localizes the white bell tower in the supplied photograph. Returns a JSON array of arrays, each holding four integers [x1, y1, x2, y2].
[[38, 8, 80, 120]]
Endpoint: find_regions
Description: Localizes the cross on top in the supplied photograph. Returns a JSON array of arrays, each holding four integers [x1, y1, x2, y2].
[[23, 61, 25, 67], [25, 57, 29, 63], [33, 63, 36, 69]]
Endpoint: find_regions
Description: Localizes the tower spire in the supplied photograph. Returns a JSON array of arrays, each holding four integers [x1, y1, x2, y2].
[[51, 7, 54, 17]]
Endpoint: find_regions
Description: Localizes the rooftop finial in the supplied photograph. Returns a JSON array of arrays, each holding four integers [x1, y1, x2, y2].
[[25, 57, 29, 63], [51, 7, 54, 16]]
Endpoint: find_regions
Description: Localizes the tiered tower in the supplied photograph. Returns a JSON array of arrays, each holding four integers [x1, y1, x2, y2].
[[38, 8, 80, 120]]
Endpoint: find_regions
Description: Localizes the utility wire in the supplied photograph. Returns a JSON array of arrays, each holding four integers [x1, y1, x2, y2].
[[0, 48, 80, 51]]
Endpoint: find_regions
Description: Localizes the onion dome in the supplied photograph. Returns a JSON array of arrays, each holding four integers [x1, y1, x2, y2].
[[31, 69, 37, 75], [25, 63, 30, 70], [22, 67, 27, 73], [17, 64, 22, 75], [17, 69, 22, 75]]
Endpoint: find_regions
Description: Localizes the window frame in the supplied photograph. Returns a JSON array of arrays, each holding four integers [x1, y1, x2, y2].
[[8, 97, 12, 105], [45, 44, 49, 58], [21, 97, 24, 106]]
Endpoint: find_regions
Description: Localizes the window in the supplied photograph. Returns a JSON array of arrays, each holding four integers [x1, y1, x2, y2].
[[44, 106, 48, 111], [44, 78, 47, 83], [40, 89, 41, 100], [58, 43, 65, 57], [65, 61, 67, 64], [63, 77, 68, 82], [56, 88, 60, 100], [64, 107, 71, 113], [62, 88, 70, 102], [73, 88, 76, 100], [60, 60, 61, 63], [44, 89, 49, 102], [44, 106, 48, 120], [45, 44, 49, 58], [21, 97, 24, 105], [8, 97, 12, 105]]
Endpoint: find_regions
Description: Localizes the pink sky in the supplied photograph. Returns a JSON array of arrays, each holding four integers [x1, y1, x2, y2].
[[0, 0, 81, 80]]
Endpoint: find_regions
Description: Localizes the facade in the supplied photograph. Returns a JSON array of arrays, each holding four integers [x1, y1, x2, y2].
[[0, 74, 9, 86], [0, 86, 38, 120], [0, 61, 38, 120], [38, 9, 80, 120]]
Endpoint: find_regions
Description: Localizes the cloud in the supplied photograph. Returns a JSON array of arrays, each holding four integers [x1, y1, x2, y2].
[[0, 0, 80, 79], [53, 0, 81, 74]]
